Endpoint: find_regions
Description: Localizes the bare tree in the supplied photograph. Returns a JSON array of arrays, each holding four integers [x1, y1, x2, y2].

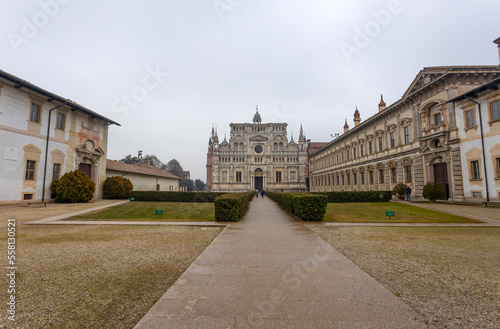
[[164, 159, 184, 178]]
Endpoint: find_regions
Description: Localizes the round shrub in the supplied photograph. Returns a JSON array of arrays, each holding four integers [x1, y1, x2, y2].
[[52, 170, 95, 203], [422, 182, 446, 200], [103, 176, 133, 199], [392, 183, 407, 198]]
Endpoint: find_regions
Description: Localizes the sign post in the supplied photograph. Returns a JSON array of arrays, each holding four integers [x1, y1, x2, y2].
[[385, 211, 395, 219]]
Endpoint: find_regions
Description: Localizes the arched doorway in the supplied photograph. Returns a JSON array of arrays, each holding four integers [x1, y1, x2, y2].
[[254, 168, 263, 190]]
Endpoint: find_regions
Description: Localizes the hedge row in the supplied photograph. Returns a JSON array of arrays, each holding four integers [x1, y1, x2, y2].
[[266, 192, 327, 221], [313, 191, 392, 203], [214, 192, 254, 221], [130, 191, 225, 202]]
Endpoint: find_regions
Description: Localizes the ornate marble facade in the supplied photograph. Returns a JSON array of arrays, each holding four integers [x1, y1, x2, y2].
[[207, 110, 307, 192]]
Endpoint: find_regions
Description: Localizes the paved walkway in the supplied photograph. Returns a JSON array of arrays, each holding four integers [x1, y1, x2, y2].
[[134, 197, 433, 329]]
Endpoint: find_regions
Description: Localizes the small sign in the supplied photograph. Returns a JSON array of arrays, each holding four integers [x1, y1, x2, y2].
[[155, 210, 163, 216], [385, 211, 395, 219], [130, 197, 135, 201]]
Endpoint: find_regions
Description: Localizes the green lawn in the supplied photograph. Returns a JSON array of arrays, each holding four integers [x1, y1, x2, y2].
[[71, 202, 215, 221], [324, 202, 482, 223]]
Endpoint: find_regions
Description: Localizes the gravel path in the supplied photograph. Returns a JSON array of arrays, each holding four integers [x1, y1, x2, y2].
[[310, 226, 500, 329]]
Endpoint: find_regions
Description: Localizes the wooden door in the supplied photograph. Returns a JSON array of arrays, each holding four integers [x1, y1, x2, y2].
[[79, 163, 92, 180], [433, 163, 449, 199]]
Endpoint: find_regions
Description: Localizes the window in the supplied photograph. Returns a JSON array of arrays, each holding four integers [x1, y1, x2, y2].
[[491, 100, 500, 121], [496, 158, 500, 178], [405, 165, 412, 183], [369, 171, 374, 184], [353, 147, 356, 159], [276, 171, 282, 183], [368, 141, 372, 154], [30, 104, 41, 123], [434, 113, 442, 126], [347, 174, 350, 185], [471, 160, 480, 179], [378, 137, 383, 152], [361, 172, 365, 185], [25, 160, 36, 180], [52, 163, 61, 180], [465, 109, 475, 128], [379, 169, 384, 184], [390, 132, 395, 148], [336, 175, 339, 185], [391, 167, 397, 183], [360, 145, 364, 157], [342, 175, 345, 185], [236, 171, 242, 182], [56, 113, 66, 130], [353, 173, 357, 185], [404, 126, 410, 144]]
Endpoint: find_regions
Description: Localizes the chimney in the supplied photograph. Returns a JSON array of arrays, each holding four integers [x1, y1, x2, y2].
[[378, 94, 386, 112], [494, 37, 500, 65], [343, 118, 349, 133], [354, 107, 361, 126]]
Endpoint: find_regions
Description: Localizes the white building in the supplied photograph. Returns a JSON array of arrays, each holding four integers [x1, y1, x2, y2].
[[0, 69, 120, 203], [106, 160, 181, 191], [450, 77, 500, 201]]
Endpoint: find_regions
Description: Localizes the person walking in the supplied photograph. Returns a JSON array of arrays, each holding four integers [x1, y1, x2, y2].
[[260, 189, 266, 198], [406, 186, 412, 201]]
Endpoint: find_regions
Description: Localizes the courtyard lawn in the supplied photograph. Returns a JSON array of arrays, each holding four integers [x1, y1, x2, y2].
[[324, 202, 482, 223], [0, 204, 222, 329], [70, 202, 215, 221]]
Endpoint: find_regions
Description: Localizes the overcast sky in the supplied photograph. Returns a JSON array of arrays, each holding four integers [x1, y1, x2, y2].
[[2, 0, 499, 181]]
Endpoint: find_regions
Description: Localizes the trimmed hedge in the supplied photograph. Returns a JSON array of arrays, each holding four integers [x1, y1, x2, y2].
[[103, 176, 133, 199], [51, 170, 95, 203], [214, 192, 254, 221], [267, 192, 327, 221], [313, 191, 392, 203], [130, 191, 224, 202]]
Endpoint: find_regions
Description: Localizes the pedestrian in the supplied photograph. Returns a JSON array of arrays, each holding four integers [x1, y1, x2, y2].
[[260, 189, 265, 198], [255, 189, 259, 198], [406, 186, 412, 201]]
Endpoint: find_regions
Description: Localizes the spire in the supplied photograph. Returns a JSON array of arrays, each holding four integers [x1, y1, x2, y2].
[[379, 94, 386, 112], [299, 124, 305, 142], [343, 117, 349, 133], [354, 106, 361, 127]]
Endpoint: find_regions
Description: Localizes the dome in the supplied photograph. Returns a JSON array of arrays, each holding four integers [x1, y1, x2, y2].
[[253, 109, 262, 124]]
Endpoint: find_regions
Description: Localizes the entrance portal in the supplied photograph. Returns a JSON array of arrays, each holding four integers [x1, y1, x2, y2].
[[254, 168, 263, 190], [433, 162, 449, 199]]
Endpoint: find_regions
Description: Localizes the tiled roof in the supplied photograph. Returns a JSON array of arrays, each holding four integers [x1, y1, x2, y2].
[[106, 160, 181, 180], [0, 68, 120, 126]]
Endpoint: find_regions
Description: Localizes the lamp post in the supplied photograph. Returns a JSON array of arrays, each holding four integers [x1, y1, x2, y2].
[[41, 102, 66, 202]]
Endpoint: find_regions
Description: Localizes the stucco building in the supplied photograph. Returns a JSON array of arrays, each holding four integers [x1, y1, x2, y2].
[[450, 77, 500, 201], [0, 69, 119, 202], [106, 159, 181, 192], [308, 65, 500, 201], [207, 109, 307, 192]]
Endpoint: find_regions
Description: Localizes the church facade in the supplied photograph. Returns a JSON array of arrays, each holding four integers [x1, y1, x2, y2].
[[207, 110, 307, 192]]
